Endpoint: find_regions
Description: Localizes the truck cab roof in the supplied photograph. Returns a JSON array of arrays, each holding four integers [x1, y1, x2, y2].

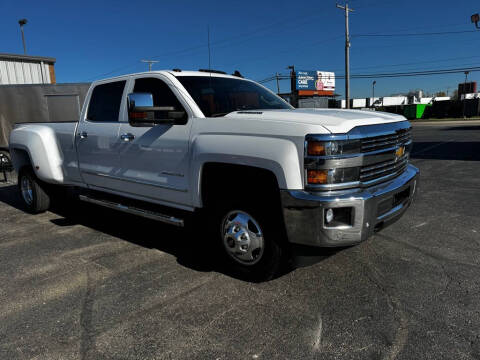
[[93, 70, 245, 84]]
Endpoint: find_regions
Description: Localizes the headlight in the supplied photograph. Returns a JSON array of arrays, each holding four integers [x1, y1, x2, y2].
[[307, 167, 360, 185], [305, 137, 362, 187], [307, 140, 361, 156]]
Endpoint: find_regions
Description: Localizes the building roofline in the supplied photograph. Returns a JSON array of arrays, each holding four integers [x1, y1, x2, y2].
[[0, 53, 56, 64], [0, 82, 90, 88]]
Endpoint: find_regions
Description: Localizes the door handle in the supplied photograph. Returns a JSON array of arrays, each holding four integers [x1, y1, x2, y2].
[[78, 131, 88, 139], [120, 133, 135, 142]]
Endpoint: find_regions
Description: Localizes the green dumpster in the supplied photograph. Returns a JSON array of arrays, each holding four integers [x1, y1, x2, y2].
[[404, 104, 431, 120]]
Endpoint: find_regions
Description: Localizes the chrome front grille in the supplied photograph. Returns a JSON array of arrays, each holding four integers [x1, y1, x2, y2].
[[304, 121, 413, 191], [361, 127, 411, 153], [360, 155, 408, 183]]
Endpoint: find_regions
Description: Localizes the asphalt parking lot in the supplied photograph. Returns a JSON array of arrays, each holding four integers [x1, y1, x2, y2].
[[0, 121, 479, 360]]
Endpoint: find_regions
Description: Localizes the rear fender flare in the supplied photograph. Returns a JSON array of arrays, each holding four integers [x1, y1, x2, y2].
[[9, 125, 64, 183]]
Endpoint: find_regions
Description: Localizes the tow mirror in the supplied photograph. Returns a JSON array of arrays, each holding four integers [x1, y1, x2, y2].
[[127, 92, 186, 126]]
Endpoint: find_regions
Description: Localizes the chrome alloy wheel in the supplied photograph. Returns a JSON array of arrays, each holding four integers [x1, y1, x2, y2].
[[20, 175, 33, 206], [221, 210, 265, 265]]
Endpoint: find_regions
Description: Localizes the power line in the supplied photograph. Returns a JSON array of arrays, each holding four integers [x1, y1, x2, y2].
[[352, 0, 397, 9], [258, 76, 277, 83], [354, 21, 470, 35], [144, 13, 334, 63], [350, 35, 479, 52], [258, 66, 480, 83], [84, 12, 326, 81], [344, 66, 480, 79], [224, 35, 343, 68], [361, 61, 480, 75], [329, 55, 480, 73], [353, 29, 478, 37], [85, 63, 140, 81], [84, 13, 477, 82], [227, 25, 475, 69]]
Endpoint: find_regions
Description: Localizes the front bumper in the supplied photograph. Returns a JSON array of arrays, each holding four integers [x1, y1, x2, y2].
[[281, 164, 419, 247]]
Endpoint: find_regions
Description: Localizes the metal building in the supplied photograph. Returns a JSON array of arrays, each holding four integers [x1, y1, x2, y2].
[[0, 53, 56, 85]]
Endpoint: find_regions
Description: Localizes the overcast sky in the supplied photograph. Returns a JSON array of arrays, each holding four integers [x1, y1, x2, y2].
[[1, 0, 479, 98]]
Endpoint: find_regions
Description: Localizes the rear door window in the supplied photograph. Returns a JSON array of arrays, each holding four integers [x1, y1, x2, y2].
[[87, 81, 126, 122]]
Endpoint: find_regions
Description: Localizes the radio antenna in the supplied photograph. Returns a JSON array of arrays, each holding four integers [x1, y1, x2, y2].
[[207, 25, 213, 88], [207, 25, 211, 71]]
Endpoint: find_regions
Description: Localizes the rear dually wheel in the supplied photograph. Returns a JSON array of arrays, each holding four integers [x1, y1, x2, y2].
[[18, 168, 51, 214]]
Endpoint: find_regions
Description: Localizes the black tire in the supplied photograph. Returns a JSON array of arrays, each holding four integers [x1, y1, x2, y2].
[[212, 197, 289, 282], [18, 167, 51, 214]]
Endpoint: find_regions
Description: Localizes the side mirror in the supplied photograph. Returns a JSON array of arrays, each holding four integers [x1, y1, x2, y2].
[[127, 93, 186, 126]]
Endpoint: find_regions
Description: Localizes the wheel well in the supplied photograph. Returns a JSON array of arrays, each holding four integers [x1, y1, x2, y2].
[[201, 162, 281, 208], [10, 148, 32, 173]]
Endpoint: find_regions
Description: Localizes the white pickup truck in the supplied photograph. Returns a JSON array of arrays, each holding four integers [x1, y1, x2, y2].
[[9, 70, 419, 280]]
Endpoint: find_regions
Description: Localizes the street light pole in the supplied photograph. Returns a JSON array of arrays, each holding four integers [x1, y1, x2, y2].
[[18, 19, 27, 54], [372, 80, 376, 106], [337, 3, 354, 109]]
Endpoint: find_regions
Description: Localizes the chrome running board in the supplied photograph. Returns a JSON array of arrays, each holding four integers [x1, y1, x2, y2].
[[79, 195, 184, 227]]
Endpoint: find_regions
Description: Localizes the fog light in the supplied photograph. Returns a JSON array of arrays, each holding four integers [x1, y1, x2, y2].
[[325, 208, 334, 224]]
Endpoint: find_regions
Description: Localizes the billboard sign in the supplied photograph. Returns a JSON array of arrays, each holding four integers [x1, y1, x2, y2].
[[296, 70, 317, 90], [296, 70, 335, 93], [317, 71, 335, 92]]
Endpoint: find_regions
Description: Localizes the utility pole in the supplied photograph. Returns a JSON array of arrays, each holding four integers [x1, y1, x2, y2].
[[18, 19, 27, 54], [463, 71, 469, 118], [287, 65, 297, 107], [141, 60, 159, 71], [275, 73, 280, 94], [372, 80, 376, 107], [336, 3, 353, 109]]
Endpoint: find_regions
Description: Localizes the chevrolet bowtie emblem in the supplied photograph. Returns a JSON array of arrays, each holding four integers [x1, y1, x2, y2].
[[395, 146, 405, 160]]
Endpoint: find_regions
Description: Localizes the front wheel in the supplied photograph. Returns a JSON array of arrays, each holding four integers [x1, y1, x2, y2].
[[18, 168, 51, 214], [215, 204, 288, 282]]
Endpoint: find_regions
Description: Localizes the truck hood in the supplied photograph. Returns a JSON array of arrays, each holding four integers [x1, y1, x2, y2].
[[225, 109, 407, 134]]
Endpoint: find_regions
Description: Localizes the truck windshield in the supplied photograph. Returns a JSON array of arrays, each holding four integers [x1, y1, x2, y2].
[[176, 76, 292, 117]]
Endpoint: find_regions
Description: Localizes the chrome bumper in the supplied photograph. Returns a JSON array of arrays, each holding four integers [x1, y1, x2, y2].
[[281, 164, 419, 247]]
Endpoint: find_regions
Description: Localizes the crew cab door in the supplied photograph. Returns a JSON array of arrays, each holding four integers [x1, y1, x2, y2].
[[76, 80, 127, 191], [117, 76, 192, 207]]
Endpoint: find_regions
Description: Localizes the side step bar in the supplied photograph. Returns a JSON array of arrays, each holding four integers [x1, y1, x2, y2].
[[79, 195, 184, 227]]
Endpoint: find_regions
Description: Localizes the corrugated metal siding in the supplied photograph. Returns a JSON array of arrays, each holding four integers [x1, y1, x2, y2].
[[0, 60, 51, 85]]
